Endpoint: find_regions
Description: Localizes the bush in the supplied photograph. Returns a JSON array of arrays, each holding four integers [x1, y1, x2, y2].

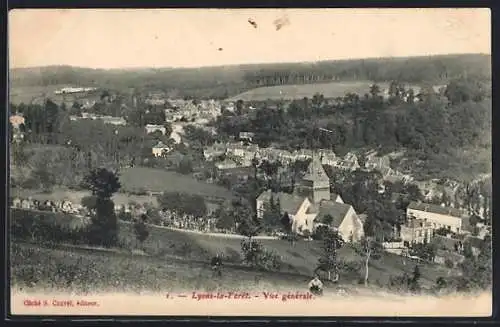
[[134, 217, 150, 248], [312, 225, 330, 241], [117, 210, 133, 222], [445, 258, 455, 268], [240, 239, 282, 271], [10, 208, 90, 245]]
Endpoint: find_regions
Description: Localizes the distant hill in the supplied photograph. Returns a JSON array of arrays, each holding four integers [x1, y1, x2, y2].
[[10, 54, 491, 100]]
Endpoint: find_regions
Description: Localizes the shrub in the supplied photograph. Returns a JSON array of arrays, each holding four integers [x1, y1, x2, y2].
[[445, 258, 455, 269], [10, 208, 90, 245], [312, 225, 330, 240], [133, 216, 150, 249], [240, 239, 282, 271], [117, 210, 133, 222]]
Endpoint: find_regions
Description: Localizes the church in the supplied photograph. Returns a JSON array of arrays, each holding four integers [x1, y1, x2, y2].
[[256, 156, 365, 242]]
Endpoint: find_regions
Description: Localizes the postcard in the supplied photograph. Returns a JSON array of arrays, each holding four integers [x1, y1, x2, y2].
[[8, 8, 492, 317]]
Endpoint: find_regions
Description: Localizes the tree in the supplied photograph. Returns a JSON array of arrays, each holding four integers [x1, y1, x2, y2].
[[157, 192, 207, 218], [409, 265, 422, 292], [459, 236, 492, 290], [262, 195, 282, 229], [322, 214, 334, 225], [315, 228, 344, 281], [280, 212, 295, 244], [353, 237, 383, 287], [237, 216, 261, 239], [236, 100, 244, 115], [82, 168, 121, 246], [82, 168, 121, 199], [177, 156, 194, 175], [133, 214, 150, 250], [215, 205, 236, 231]]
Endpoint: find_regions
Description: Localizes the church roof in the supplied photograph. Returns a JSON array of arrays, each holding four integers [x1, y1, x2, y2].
[[257, 190, 306, 215], [302, 155, 330, 183], [314, 200, 354, 228]]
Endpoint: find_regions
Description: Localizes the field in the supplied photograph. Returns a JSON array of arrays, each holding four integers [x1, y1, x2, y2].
[[9, 84, 101, 106], [118, 167, 234, 200], [228, 81, 393, 101], [10, 208, 454, 293], [10, 166, 234, 206]]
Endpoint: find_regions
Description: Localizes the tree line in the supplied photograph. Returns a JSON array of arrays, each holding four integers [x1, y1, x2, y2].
[[10, 54, 490, 100]]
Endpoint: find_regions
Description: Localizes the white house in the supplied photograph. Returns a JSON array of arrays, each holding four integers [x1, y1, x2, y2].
[[407, 201, 465, 234], [152, 141, 171, 157], [145, 124, 167, 135], [215, 158, 239, 170]]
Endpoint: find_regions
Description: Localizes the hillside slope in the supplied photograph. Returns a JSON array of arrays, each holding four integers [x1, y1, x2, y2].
[[11, 208, 455, 289]]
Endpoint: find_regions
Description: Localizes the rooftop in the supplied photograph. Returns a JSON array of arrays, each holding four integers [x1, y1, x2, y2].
[[408, 201, 463, 218], [153, 141, 169, 148], [403, 218, 433, 229], [302, 156, 330, 183], [315, 200, 353, 228], [257, 190, 306, 215]]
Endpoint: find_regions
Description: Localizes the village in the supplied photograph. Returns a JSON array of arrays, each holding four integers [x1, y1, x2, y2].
[[9, 83, 491, 272]]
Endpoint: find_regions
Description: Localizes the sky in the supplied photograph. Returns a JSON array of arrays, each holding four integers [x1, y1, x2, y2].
[[9, 8, 491, 69]]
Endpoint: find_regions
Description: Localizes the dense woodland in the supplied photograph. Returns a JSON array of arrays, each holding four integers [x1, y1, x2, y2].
[[10, 54, 491, 99]]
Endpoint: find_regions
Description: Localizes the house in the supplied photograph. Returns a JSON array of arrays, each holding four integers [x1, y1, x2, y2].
[[256, 156, 364, 242], [320, 152, 339, 166], [54, 87, 97, 94], [400, 218, 434, 245], [145, 124, 167, 135], [9, 114, 25, 128], [152, 141, 171, 157], [365, 155, 391, 171], [407, 201, 465, 234], [98, 116, 127, 126], [203, 144, 227, 161], [239, 132, 255, 142], [145, 98, 166, 106], [204, 144, 227, 160], [335, 152, 360, 171], [215, 158, 238, 170]]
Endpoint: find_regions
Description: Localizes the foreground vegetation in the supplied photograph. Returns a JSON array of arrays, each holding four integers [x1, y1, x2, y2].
[[11, 206, 457, 291]]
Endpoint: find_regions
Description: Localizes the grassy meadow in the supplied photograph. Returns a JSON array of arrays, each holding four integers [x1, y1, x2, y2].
[[118, 167, 233, 200], [10, 208, 455, 294], [228, 81, 394, 101], [9, 84, 101, 106]]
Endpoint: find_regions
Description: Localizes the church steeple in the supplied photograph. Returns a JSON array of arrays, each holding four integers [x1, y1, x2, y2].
[[295, 155, 331, 203]]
